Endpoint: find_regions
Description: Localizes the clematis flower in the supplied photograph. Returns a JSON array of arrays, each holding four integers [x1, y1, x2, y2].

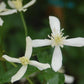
[[3, 36, 50, 83], [0, 2, 17, 26], [0, 2, 17, 16], [32, 16, 84, 72], [8, 0, 36, 12]]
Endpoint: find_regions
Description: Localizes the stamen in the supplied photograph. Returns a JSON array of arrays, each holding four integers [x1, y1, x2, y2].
[[19, 57, 29, 65], [49, 29, 68, 47]]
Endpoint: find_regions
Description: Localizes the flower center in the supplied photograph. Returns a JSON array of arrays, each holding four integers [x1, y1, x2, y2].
[[12, 0, 22, 10], [19, 57, 29, 65], [49, 29, 68, 47]]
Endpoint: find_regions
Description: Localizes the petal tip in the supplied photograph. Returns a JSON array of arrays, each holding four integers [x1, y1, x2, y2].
[[65, 74, 74, 83], [49, 16, 59, 20], [26, 36, 32, 43], [26, 36, 31, 40], [11, 77, 16, 83], [52, 63, 62, 72], [2, 55, 6, 58], [11, 77, 14, 83], [47, 64, 51, 68]]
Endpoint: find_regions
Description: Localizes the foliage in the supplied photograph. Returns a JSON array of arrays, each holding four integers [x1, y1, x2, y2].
[[0, 0, 84, 84]]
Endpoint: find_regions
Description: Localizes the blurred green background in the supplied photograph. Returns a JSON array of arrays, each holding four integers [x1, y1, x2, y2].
[[0, 0, 84, 84]]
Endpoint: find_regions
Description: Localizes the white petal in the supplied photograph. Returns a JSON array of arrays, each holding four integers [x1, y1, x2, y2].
[[0, 17, 4, 26], [2, 55, 20, 63], [64, 74, 74, 83], [0, 2, 6, 10], [49, 16, 60, 34], [25, 36, 32, 59], [32, 39, 51, 47], [29, 60, 50, 70], [0, 9, 17, 16], [64, 37, 84, 47], [51, 46, 62, 72], [8, 0, 15, 8], [47, 82, 49, 84], [11, 65, 27, 83], [23, 0, 36, 9]]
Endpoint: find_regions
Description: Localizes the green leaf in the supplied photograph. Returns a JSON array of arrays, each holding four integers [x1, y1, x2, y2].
[[37, 69, 64, 84], [0, 65, 20, 83], [0, 64, 39, 83]]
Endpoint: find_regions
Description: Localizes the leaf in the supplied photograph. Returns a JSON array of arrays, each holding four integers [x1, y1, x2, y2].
[[0, 64, 38, 83], [48, 73, 64, 84], [0, 65, 20, 83], [37, 69, 64, 84]]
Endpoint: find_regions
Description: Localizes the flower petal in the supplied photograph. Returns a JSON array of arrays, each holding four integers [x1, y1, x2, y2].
[[23, 0, 36, 9], [49, 16, 60, 34], [0, 9, 17, 16], [29, 60, 50, 70], [25, 36, 32, 59], [64, 74, 74, 83], [0, 17, 4, 26], [64, 37, 84, 47], [11, 65, 27, 83], [8, 0, 15, 8], [0, 2, 6, 10], [2, 55, 20, 63], [51, 46, 62, 72], [32, 39, 51, 47]]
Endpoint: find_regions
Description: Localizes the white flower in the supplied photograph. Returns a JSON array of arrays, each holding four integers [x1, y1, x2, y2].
[[8, 0, 36, 12], [3, 36, 50, 83], [0, 2, 17, 26], [32, 16, 84, 72], [0, 2, 17, 16]]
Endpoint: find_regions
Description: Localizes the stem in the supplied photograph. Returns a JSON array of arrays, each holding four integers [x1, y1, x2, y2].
[[0, 26, 7, 71], [20, 12, 28, 37], [8, 62, 18, 68], [26, 77, 34, 84]]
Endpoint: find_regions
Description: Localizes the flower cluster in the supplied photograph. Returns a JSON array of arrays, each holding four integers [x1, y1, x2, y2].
[[0, 0, 84, 83], [0, 0, 36, 26]]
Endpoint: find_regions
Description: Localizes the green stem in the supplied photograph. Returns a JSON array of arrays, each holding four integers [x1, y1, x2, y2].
[[20, 12, 28, 37], [26, 77, 34, 84], [0, 26, 6, 70], [8, 62, 18, 68]]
